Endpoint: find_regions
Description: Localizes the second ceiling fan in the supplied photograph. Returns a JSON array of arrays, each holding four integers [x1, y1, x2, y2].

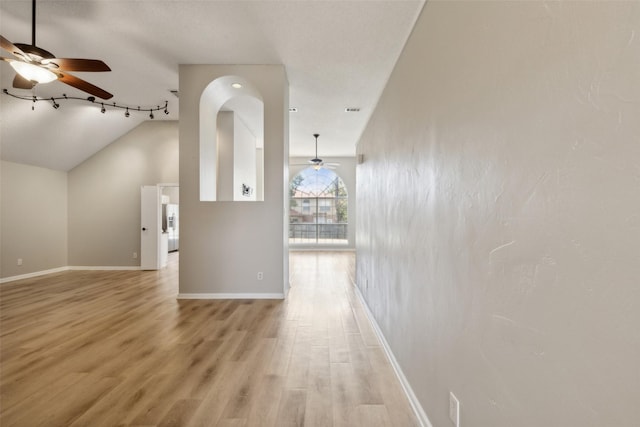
[[293, 133, 340, 171], [0, 0, 113, 99]]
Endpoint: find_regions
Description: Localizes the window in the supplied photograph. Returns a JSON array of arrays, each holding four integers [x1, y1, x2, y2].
[[319, 199, 331, 212], [289, 167, 348, 245]]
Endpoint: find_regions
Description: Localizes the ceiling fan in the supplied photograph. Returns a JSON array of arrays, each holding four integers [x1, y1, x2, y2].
[[0, 0, 113, 99], [292, 133, 340, 171]]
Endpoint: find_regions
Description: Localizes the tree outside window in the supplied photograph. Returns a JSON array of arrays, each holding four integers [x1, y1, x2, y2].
[[289, 168, 348, 245]]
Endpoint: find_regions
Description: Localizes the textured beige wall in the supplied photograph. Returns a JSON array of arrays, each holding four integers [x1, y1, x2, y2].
[[356, 1, 640, 426], [179, 65, 288, 296], [68, 121, 178, 266], [1, 161, 68, 278]]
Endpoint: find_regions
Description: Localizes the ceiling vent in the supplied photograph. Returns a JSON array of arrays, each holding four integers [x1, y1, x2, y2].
[[344, 107, 360, 112]]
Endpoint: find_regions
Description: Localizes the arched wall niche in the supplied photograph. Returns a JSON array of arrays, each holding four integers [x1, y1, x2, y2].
[[199, 75, 264, 201]]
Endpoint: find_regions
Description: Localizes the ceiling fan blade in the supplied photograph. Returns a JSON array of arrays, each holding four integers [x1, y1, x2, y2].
[[13, 73, 36, 89], [0, 35, 27, 59], [45, 58, 111, 72], [58, 72, 113, 100]]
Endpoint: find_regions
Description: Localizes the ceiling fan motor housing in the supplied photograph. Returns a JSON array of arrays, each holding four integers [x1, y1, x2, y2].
[[14, 43, 55, 63]]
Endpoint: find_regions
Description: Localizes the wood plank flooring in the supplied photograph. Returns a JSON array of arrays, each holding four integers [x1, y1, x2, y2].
[[0, 252, 418, 427]]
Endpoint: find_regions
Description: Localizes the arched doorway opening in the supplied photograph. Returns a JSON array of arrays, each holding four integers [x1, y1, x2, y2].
[[199, 75, 264, 201]]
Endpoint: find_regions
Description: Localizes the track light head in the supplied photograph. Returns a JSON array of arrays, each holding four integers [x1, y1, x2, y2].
[[149, 111, 154, 119]]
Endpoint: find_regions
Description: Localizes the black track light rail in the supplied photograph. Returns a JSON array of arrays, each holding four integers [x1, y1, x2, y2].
[[2, 89, 169, 118]]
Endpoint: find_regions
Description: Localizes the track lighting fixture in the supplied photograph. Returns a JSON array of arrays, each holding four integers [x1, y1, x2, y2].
[[2, 90, 169, 118]]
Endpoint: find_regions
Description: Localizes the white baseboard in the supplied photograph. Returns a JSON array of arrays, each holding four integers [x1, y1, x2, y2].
[[177, 292, 285, 300], [0, 266, 69, 284], [289, 247, 356, 252], [353, 285, 433, 427], [68, 266, 141, 271], [1, 265, 142, 284]]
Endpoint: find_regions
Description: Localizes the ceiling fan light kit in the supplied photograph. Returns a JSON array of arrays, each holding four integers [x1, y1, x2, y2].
[[9, 60, 56, 83]]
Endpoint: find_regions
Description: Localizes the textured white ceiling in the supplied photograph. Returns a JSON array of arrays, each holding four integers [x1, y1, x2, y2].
[[0, 0, 424, 171]]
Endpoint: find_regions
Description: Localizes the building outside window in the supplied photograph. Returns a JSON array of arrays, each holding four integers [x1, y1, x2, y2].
[[289, 167, 348, 245]]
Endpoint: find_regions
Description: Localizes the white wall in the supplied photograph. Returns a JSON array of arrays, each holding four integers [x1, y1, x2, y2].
[[234, 113, 258, 201], [162, 186, 179, 205], [356, 1, 640, 426], [179, 65, 288, 297], [68, 121, 178, 267], [1, 161, 68, 279]]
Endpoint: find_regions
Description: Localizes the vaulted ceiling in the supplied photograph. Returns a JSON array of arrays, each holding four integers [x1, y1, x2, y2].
[[0, 0, 424, 171]]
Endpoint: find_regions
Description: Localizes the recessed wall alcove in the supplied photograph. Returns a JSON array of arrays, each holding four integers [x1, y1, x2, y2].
[[200, 75, 264, 202], [179, 64, 289, 298]]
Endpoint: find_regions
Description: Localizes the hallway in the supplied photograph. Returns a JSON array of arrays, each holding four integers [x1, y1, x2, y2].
[[0, 252, 418, 426]]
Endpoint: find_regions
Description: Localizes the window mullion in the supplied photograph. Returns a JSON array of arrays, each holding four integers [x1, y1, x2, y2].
[[315, 196, 319, 244]]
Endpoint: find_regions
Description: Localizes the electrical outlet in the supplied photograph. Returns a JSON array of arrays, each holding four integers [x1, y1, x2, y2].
[[449, 392, 460, 427], [257, 272, 263, 280], [133, 252, 138, 259], [17, 258, 23, 266]]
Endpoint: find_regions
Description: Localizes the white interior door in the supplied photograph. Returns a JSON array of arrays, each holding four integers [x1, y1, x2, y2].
[[141, 185, 161, 270]]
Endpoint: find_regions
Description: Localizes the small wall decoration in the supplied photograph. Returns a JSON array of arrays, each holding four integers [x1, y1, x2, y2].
[[241, 183, 254, 197]]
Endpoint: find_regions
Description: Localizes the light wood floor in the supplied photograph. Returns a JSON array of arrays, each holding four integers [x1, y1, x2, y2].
[[0, 252, 418, 427]]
